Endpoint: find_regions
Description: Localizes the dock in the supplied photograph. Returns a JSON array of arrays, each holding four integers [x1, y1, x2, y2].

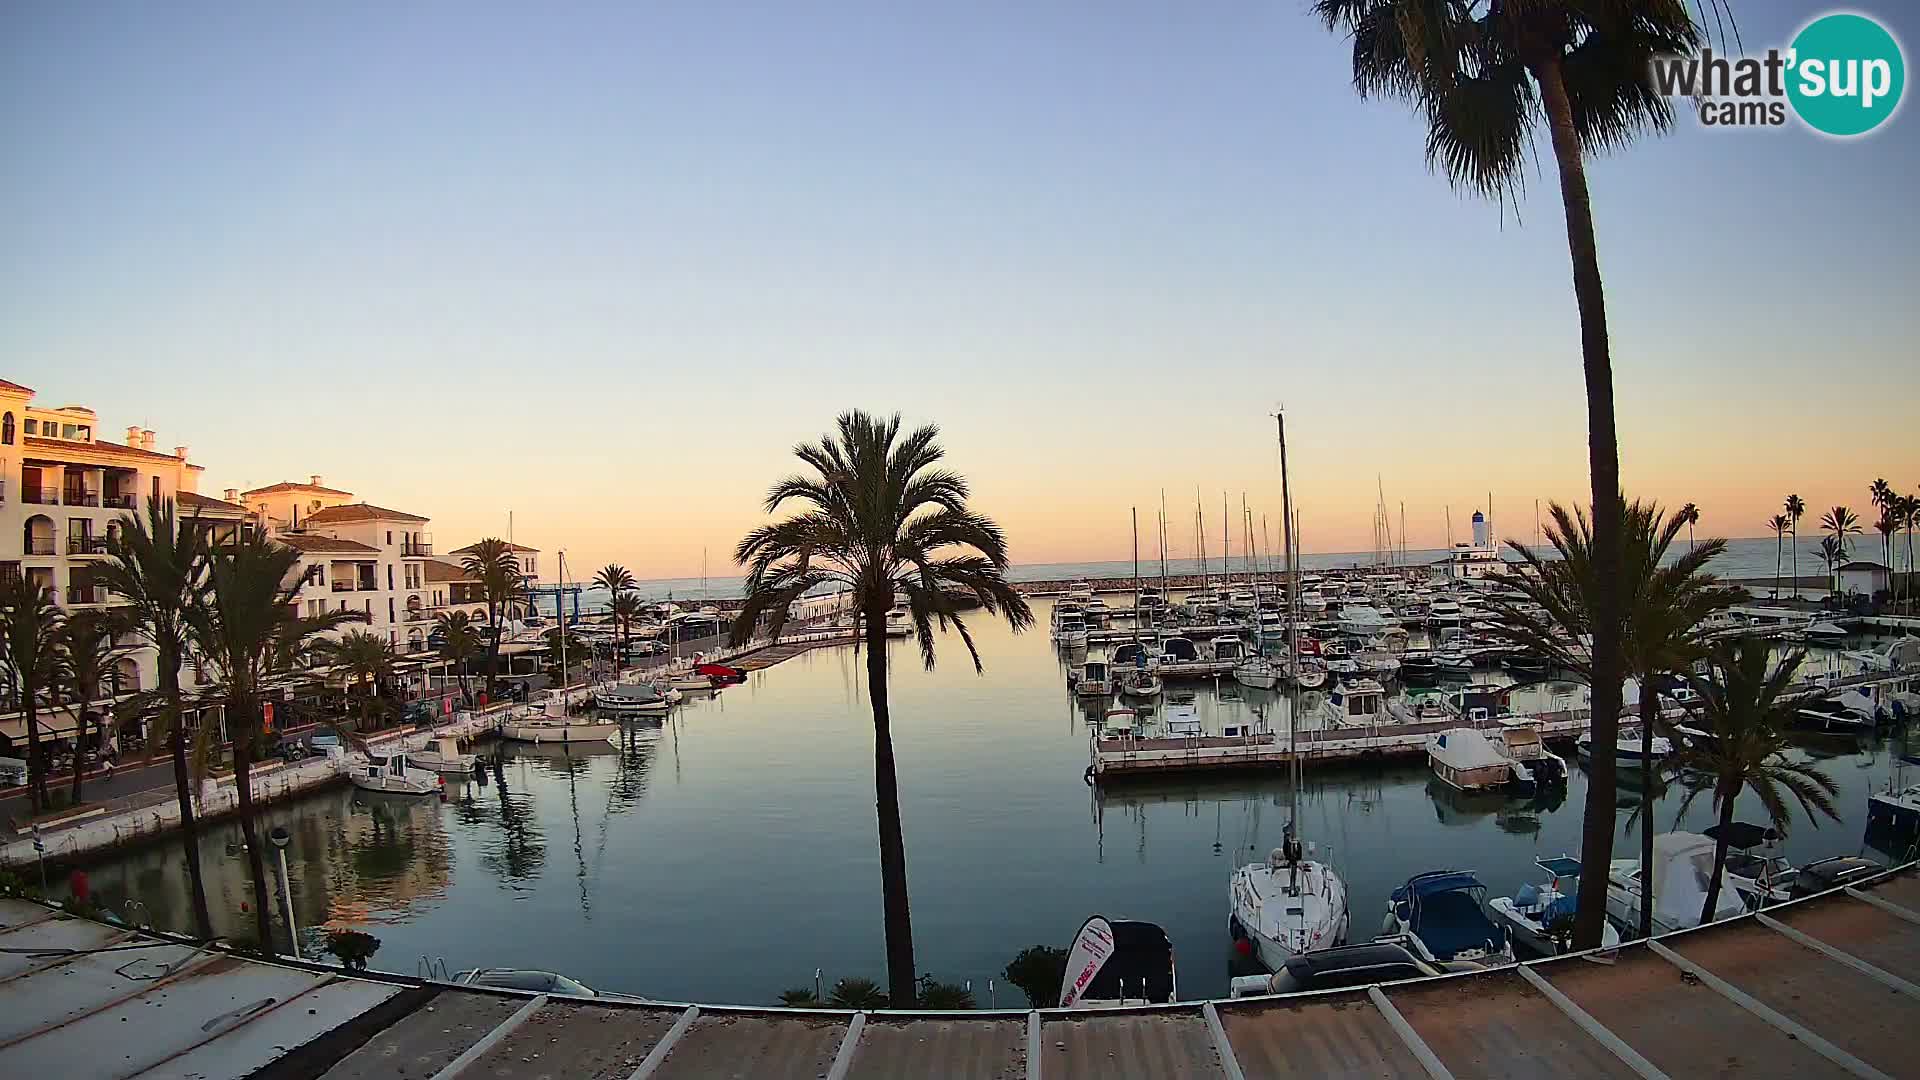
[[0, 862, 1914, 1078]]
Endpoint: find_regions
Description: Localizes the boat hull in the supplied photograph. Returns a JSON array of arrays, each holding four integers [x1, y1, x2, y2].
[[502, 720, 621, 743]]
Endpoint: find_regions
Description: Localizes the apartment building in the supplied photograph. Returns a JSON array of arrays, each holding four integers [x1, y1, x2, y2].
[[0, 379, 237, 749], [238, 480, 435, 654]]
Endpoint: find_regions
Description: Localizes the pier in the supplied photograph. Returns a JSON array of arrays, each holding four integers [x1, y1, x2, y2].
[[1, 861, 1914, 1079]]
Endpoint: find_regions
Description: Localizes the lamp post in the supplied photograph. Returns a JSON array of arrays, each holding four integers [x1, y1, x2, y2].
[[269, 826, 300, 959]]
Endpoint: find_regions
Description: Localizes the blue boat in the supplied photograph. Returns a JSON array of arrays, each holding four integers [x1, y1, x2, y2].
[[1384, 870, 1514, 965]]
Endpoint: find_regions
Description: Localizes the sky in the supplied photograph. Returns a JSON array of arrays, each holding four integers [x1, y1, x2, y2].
[[4, 1, 1916, 577]]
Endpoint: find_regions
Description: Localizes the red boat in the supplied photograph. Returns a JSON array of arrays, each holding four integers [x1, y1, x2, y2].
[[695, 663, 747, 684]]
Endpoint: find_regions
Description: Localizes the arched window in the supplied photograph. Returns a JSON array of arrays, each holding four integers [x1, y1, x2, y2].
[[1, 413, 13, 445]]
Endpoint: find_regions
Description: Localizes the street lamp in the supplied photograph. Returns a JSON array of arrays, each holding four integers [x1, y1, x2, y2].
[[269, 826, 300, 959]]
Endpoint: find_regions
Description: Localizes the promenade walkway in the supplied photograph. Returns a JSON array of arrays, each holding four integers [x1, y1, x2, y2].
[[0, 862, 1912, 1078]]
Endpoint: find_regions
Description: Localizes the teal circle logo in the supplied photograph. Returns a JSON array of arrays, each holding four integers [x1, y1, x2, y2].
[[1787, 13, 1905, 136]]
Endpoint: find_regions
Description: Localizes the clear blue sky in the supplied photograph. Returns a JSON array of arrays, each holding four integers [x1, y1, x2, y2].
[[4, 1, 1915, 573]]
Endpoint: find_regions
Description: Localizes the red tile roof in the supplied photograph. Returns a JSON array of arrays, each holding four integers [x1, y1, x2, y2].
[[299, 502, 429, 525], [241, 480, 355, 497], [178, 490, 248, 516], [279, 534, 381, 554], [424, 559, 473, 583], [24, 436, 185, 464]]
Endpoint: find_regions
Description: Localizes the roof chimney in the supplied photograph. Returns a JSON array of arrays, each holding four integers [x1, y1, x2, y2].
[[126, 425, 141, 445], [141, 429, 156, 451], [224, 488, 238, 503], [174, 445, 189, 460], [310, 474, 324, 488]]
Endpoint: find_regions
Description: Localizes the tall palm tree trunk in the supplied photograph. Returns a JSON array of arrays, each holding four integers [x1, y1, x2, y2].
[[864, 600, 916, 1005], [229, 694, 276, 953], [1638, 687, 1659, 939], [23, 693, 45, 813], [1701, 777, 1738, 924], [1774, 533, 1782, 600], [162, 653, 215, 939], [1535, 54, 1626, 952], [70, 707, 88, 805], [1790, 528, 1799, 600]]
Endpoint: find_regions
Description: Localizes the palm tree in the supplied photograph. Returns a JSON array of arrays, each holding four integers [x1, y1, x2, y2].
[[434, 611, 482, 703], [1900, 493, 1920, 612], [1308, 3, 1725, 950], [608, 591, 645, 675], [316, 630, 395, 733], [0, 577, 65, 811], [190, 530, 365, 952], [1487, 499, 1739, 941], [1785, 494, 1806, 599], [460, 539, 526, 698], [1820, 506, 1861, 596], [1678, 503, 1700, 554], [59, 609, 133, 805], [1817, 536, 1846, 598], [1766, 513, 1790, 601], [1679, 640, 1838, 923], [729, 411, 1033, 1003], [1873, 510, 1899, 603], [592, 564, 635, 596], [97, 498, 216, 939]]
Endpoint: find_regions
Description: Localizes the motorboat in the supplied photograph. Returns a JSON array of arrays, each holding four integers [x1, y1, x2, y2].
[[1606, 831, 1749, 933], [1399, 654, 1442, 684], [1210, 636, 1248, 664], [1434, 651, 1475, 678], [1491, 719, 1567, 784], [349, 750, 442, 796], [453, 968, 598, 998], [1358, 652, 1401, 680], [1287, 658, 1328, 690], [1868, 781, 1920, 835], [1297, 589, 1327, 614], [1796, 694, 1874, 731], [407, 736, 477, 774], [1426, 728, 1528, 793], [1160, 701, 1204, 739], [1083, 597, 1110, 624], [1058, 916, 1177, 1008], [1055, 615, 1090, 649], [1383, 871, 1513, 966], [694, 662, 747, 684], [1228, 938, 1447, 998], [1158, 636, 1200, 665], [1229, 827, 1349, 971], [1119, 667, 1163, 700], [1233, 654, 1280, 690], [594, 683, 671, 715], [1707, 821, 1796, 909], [1844, 637, 1920, 672], [1109, 641, 1155, 671], [1576, 727, 1672, 770], [1390, 690, 1459, 725], [1488, 857, 1621, 956], [1228, 590, 1258, 613], [1321, 678, 1388, 729], [884, 607, 913, 637], [1790, 855, 1886, 898], [1445, 684, 1513, 724], [502, 693, 621, 744], [1503, 652, 1551, 678], [1336, 605, 1392, 639], [1075, 660, 1114, 697]]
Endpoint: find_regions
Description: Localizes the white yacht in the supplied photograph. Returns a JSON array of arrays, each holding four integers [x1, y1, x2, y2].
[[1321, 678, 1388, 729], [349, 750, 441, 796], [1336, 605, 1392, 639], [1606, 832, 1749, 933], [1297, 589, 1327, 614], [1055, 615, 1089, 649], [502, 692, 621, 744], [1119, 667, 1162, 700], [1233, 654, 1281, 690], [1426, 728, 1523, 792], [594, 683, 671, 715], [407, 736, 476, 774], [1228, 589, 1257, 613], [1576, 727, 1672, 770], [1075, 660, 1114, 697], [1489, 857, 1621, 956], [1209, 636, 1248, 664], [1390, 689, 1460, 725], [1231, 830, 1349, 971]]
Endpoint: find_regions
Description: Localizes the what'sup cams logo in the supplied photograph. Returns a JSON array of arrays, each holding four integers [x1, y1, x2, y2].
[[1649, 11, 1905, 136]]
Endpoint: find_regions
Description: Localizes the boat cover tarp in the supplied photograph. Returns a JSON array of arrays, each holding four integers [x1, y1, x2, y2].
[[1650, 832, 1747, 927], [1429, 729, 1507, 771], [1703, 821, 1777, 849]]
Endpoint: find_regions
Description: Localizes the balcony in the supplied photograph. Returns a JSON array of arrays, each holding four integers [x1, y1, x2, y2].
[[103, 493, 137, 510], [22, 489, 58, 505], [63, 489, 101, 508], [68, 536, 111, 556], [402, 541, 433, 557], [66, 584, 105, 605], [331, 582, 353, 593]]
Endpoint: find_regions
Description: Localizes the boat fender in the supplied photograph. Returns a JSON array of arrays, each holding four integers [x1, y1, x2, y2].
[[1083, 764, 1095, 787]]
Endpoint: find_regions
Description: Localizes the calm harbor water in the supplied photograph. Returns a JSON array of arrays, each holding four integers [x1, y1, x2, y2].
[[74, 596, 1915, 1006]]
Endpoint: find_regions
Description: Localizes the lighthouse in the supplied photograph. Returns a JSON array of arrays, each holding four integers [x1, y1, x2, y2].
[[1471, 510, 1489, 549]]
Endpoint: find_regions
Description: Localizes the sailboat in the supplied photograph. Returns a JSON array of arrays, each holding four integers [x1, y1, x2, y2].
[[1229, 412, 1350, 970], [1234, 504, 1281, 689]]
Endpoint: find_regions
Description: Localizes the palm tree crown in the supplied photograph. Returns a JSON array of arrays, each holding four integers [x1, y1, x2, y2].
[[1679, 640, 1838, 923], [592, 564, 635, 596], [461, 538, 528, 691]]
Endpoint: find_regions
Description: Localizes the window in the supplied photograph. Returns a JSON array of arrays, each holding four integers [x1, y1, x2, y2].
[[20, 419, 33, 436], [386, 531, 393, 545], [1, 413, 11, 445], [387, 564, 394, 590], [151, 476, 160, 503], [388, 598, 395, 624]]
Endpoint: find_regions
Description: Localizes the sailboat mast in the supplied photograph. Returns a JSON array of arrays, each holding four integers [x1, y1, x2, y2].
[[1195, 489, 1207, 592], [1131, 507, 1141, 647], [1222, 491, 1231, 587], [1276, 412, 1300, 828]]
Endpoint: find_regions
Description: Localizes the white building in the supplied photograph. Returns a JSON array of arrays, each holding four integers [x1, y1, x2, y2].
[[1837, 561, 1891, 599], [0, 379, 234, 750], [238, 480, 436, 655]]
